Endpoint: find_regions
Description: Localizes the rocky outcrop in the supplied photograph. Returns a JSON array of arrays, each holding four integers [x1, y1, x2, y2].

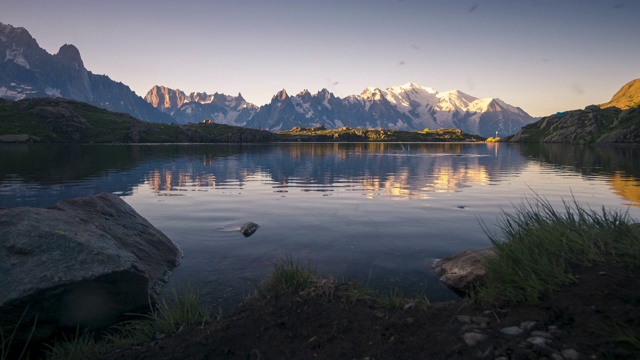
[[0, 193, 181, 341], [507, 105, 640, 144], [508, 79, 640, 144], [433, 247, 495, 293], [600, 78, 640, 110]]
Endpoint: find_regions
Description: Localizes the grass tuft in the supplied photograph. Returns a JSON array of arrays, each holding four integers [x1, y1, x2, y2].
[[475, 194, 640, 305], [45, 330, 105, 360], [336, 280, 373, 304], [106, 285, 210, 348], [1, 310, 37, 360], [46, 286, 210, 357], [376, 288, 406, 309], [262, 255, 318, 295], [375, 288, 431, 309]]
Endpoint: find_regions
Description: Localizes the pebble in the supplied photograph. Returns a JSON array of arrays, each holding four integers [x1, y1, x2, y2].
[[461, 324, 479, 332], [457, 315, 471, 324], [463, 332, 488, 347], [551, 354, 564, 360], [500, 326, 524, 336], [519, 320, 537, 330], [531, 330, 554, 339], [471, 316, 490, 325], [527, 336, 547, 347], [561, 348, 580, 360], [403, 303, 415, 310]]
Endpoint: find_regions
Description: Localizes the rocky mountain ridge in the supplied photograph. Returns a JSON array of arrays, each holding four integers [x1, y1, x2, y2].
[[600, 78, 640, 110], [508, 79, 640, 144], [0, 22, 174, 124], [149, 83, 536, 138], [144, 86, 257, 126]]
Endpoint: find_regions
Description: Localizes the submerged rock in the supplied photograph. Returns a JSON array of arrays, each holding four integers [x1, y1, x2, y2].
[[432, 247, 495, 293], [240, 222, 260, 237], [0, 192, 181, 341]]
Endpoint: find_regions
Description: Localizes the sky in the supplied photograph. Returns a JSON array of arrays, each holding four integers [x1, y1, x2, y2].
[[3, 0, 639, 117]]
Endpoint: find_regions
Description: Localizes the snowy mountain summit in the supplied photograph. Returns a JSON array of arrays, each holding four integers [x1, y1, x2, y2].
[[146, 82, 535, 137], [355, 82, 534, 137]]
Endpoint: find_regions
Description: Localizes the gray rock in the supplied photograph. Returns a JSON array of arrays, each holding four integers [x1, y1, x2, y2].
[[500, 326, 524, 336], [561, 348, 580, 360], [526, 336, 547, 348], [519, 320, 537, 330], [0, 193, 181, 341], [240, 222, 260, 237], [456, 315, 471, 324], [462, 332, 488, 347], [433, 247, 495, 292], [531, 330, 554, 339], [403, 303, 415, 311], [461, 324, 479, 332], [471, 316, 490, 325]]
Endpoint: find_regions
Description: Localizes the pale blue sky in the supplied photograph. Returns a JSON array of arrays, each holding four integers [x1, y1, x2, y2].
[[3, 0, 639, 116]]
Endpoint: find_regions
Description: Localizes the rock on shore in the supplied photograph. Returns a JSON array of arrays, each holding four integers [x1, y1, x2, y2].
[[0, 192, 181, 340], [433, 246, 495, 293]]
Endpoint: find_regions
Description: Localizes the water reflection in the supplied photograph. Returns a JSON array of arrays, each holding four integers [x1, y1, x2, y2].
[[517, 144, 640, 207], [2, 143, 639, 309], [133, 143, 527, 202]]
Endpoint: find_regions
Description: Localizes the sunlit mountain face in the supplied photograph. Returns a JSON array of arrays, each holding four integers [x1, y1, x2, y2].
[[145, 83, 536, 138]]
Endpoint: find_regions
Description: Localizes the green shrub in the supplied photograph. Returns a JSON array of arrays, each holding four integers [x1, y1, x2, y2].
[[474, 195, 639, 305]]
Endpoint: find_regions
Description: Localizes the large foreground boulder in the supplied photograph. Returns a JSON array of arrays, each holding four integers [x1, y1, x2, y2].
[[0, 193, 181, 341], [433, 247, 495, 293]]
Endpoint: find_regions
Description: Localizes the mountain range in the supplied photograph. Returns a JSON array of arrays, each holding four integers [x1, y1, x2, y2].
[[1, 21, 536, 137], [0, 22, 173, 124], [146, 83, 536, 138], [144, 86, 257, 127]]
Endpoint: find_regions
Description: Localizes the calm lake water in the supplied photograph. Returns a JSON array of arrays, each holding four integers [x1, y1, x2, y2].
[[2, 143, 640, 309]]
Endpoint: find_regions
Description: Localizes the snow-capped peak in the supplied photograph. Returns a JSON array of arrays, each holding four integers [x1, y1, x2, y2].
[[360, 87, 385, 100], [392, 82, 437, 94]]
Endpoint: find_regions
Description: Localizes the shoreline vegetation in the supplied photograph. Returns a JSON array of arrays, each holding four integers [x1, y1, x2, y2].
[[3, 197, 639, 359], [0, 98, 486, 144]]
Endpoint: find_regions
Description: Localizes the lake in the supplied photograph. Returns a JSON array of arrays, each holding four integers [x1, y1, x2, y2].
[[1, 142, 639, 309]]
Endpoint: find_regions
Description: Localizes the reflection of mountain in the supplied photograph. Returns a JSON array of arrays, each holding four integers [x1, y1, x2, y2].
[[7, 143, 640, 208], [516, 143, 640, 207], [0, 143, 531, 208], [134, 143, 529, 200], [608, 173, 640, 207], [516, 143, 640, 178], [0, 144, 264, 207]]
